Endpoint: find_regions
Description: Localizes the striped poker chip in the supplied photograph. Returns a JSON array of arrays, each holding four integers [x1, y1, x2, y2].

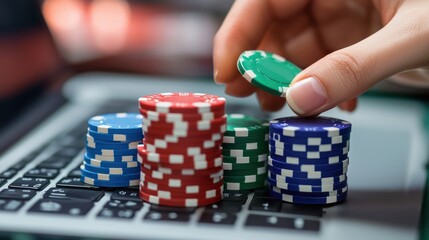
[[267, 165, 348, 179], [267, 171, 347, 185], [222, 161, 266, 171], [86, 135, 140, 150], [222, 154, 268, 164], [223, 173, 267, 184], [85, 152, 137, 162], [269, 139, 350, 152], [140, 184, 223, 200], [140, 171, 223, 187], [143, 140, 222, 155], [224, 180, 266, 191], [268, 157, 349, 172], [269, 145, 350, 159], [137, 144, 221, 164], [269, 116, 352, 138], [143, 123, 226, 138], [140, 166, 224, 181], [269, 185, 348, 197], [223, 134, 269, 144], [141, 164, 223, 176], [81, 175, 139, 188], [83, 156, 139, 168], [88, 113, 143, 135], [224, 165, 267, 176], [267, 176, 348, 192], [82, 162, 139, 175], [87, 129, 143, 142], [139, 190, 222, 207], [269, 153, 348, 165], [142, 115, 226, 131], [80, 165, 139, 181], [270, 132, 350, 146], [224, 114, 269, 137], [140, 108, 225, 122], [222, 140, 269, 150], [144, 134, 222, 147], [268, 187, 348, 205], [86, 147, 137, 156], [141, 178, 224, 193], [222, 147, 269, 157], [138, 93, 226, 114]]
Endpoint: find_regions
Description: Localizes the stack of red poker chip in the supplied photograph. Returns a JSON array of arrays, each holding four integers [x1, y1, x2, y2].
[[137, 93, 226, 207]]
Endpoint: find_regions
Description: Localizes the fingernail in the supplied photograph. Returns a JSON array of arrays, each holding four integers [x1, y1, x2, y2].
[[213, 69, 221, 85], [286, 77, 327, 114]]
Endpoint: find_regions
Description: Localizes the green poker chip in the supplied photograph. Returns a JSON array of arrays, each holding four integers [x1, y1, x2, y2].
[[224, 173, 267, 184], [223, 154, 268, 164], [237, 50, 301, 97], [223, 134, 269, 144], [224, 165, 267, 176], [222, 147, 268, 157], [223, 161, 266, 171], [224, 180, 266, 191], [222, 140, 268, 150], [225, 114, 269, 137]]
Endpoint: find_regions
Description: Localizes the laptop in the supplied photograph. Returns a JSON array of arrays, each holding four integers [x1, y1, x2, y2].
[[0, 72, 426, 240]]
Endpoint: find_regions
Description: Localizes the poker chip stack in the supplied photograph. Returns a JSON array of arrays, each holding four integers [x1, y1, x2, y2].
[[222, 114, 269, 191], [267, 116, 351, 205], [137, 93, 226, 207], [81, 113, 143, 187]]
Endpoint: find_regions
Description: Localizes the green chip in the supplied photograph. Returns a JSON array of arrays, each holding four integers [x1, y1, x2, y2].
[[223, 134, 269, 144], [224, 165, 267, 176], [224, 173, 267, 184], [223, 154, 268, 164], [222, 147, 268, 157], [237, 50, 301, 97], [222, 140, 268, 150], [225, 114, 269, 137], [224, 180, 266, 191], [223, 161, 266, 171]]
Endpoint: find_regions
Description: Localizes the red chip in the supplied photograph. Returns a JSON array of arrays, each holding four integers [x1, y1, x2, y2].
[[140, 166, 223, 181], [143, 115, 226, 132], [141, 163, 223, 176], [139, 190, 222, 207], [140, 108, 225, 122], [140, 171, 223, 187], [140, 184, 223, 199], [140, 177, 224, 193]]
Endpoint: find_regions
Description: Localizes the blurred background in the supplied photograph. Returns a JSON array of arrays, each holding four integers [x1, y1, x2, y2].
[[0, 0, 233, 130]]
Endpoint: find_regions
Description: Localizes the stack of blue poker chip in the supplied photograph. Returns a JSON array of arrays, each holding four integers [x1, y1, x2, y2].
[[81, 113, 144, 187], [267, 116, 351, 205]]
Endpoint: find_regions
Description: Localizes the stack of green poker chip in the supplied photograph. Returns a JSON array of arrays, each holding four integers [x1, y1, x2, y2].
[[222, 114, 269, 191], [237, 50, 301, 97]]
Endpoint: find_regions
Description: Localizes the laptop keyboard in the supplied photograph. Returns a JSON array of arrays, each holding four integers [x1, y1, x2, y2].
[[0, 100, 326, 234]]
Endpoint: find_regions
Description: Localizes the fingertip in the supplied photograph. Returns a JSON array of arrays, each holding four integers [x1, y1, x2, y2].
[[224, 78, 256, 97], [257, 90, 286, 112]]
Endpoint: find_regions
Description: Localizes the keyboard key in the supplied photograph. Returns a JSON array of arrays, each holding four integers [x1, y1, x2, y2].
[[24, 168, 59, 179], [97, 208, 135, 220], [28, 199, 93, 216], [222, 191, 248, 203], [150, 204, 196, 213], [0, 178, 6, 187], [56, 177, 99, 190], [249, 197, 282, 212], [281, 203, 324, 218], [206, 201, 242, 212], [111, 189, 140, 202], [0, 169, 18, 179], [245, 214, 320, 232], [104, 199, 142, 210], [9, 156, 33, 171], [0, 199, 24, 211], [67, 167, 82, 177], [0, 189, 36, 200], [144, 210, 191, 223], [9, 177, 49, 191], [199, 211, 236, 225], [44, 188, 104, 202]]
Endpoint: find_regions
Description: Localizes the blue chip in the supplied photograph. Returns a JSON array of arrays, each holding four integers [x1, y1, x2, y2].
[[267, 176, 348, 192], [83, 155, 139, 168], [270, 116, 352, 137], [85, 152, 138, 162], [86, 146, 137, 156], [267, 164, 347, 179], [270, 145, 349, 159], [80, 175, 139, 188], [268, 187, 348, 204], [86, 139, 140, 151], [80, 165, 139, 181], [88, 129, 143, 142], [269, 139, 349, 152], [82, 162, 139, 175], [268, 157, 349, 172], [270, 132, 350, 146], [88, 113, 143, 134], [268, 184, 348, 197], [269, 153, 348, 165], [268, 170, 347, 185]]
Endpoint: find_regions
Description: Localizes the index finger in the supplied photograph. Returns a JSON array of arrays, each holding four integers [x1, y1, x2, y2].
[[213, 0, 308, 84]]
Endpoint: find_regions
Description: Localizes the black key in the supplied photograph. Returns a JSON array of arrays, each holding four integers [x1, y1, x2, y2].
[[0, 189, 36, 200], [9, 158, 33, 171], [104, 199, 142, 210], [222, 191, 248, 203], [199, 211, 236, 225], [24, 168, 59, 179], [56, 177, 100, 190], [150, 204, 196, 213], [281, 203, 324, 218], [37, 155, 72, 169], [144, 210, 191, 223], [111, 189, 140, 202], [0, 169, 18, 179], [0, 199, 24, 211], [206, 201, 242, 212], [67, 167, 82, 177], [97, 208, 135, 220], [44, 188, 104, 202], [249, 197, 282, 212], [245, 214, 320, 232], [0, 178, 6, 187], [9, 177, 49, 191], [254, 187, 269, 196], [28, 199, 93, 216]]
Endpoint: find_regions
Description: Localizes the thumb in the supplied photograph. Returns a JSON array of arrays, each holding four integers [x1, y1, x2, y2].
[[286, 13, 429, 116]]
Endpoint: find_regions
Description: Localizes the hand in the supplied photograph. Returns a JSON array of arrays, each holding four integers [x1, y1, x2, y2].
[[213, 0, 429, 116]]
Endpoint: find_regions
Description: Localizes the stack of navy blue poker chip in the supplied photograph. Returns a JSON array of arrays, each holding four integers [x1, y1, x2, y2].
[[267, 116, 351, 205], [81, 113, 144, 187]]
